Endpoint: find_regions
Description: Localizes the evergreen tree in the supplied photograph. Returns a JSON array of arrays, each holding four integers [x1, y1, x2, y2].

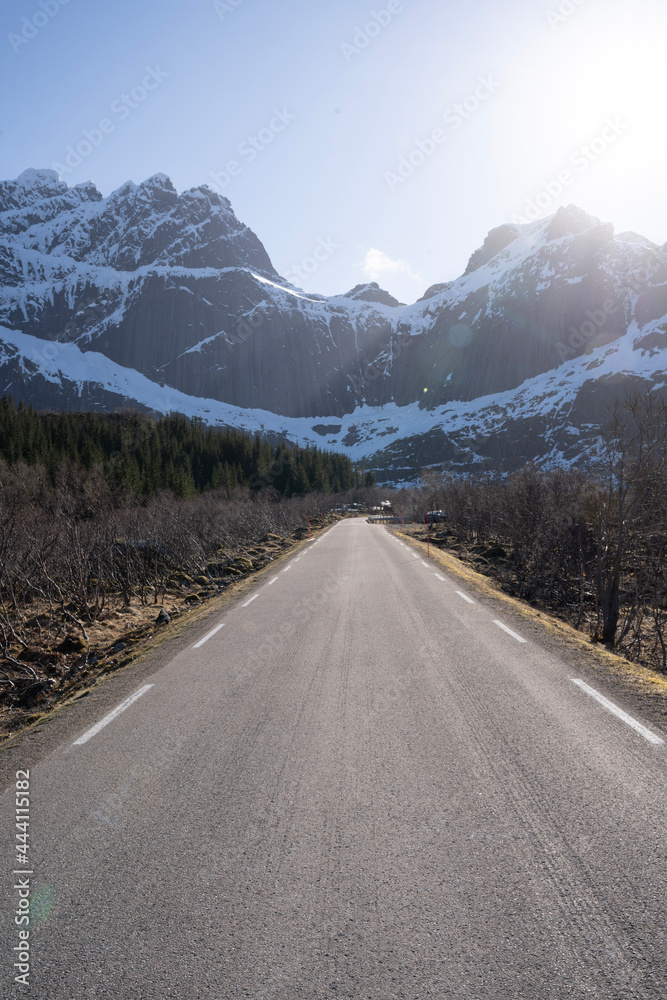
[[0, 397, 353, 503]]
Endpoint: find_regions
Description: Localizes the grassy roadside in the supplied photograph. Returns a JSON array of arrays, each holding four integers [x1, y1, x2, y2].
[[391, 525, 667, 726], [0, 520, 336, 748]]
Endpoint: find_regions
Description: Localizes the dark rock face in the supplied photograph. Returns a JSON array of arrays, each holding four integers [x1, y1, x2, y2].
[[0, 171, 402, 418], [463, 224, 519, 275], [1, 171, 666, 476], [0, 169, 99, 219], [546, 204, 603, 241]]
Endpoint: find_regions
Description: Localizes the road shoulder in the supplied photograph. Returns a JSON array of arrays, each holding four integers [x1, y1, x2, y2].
[[389, 525, 667, 734], [0, 530, 324, 790]]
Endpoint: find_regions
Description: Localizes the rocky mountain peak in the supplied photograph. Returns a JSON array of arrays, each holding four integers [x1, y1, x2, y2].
[[0, 169, 277, 275], [0, 170, 103, 234], [2, 168, 84, 210], [0, 170, 665, 481], [17, 167, 62, 189], [142, 172, 175, 191], [342, 282, 403, 307], [463, 223, 520, 275], [545, 204, 607, 240]]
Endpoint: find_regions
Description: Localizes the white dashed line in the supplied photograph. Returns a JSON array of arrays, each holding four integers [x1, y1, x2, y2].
[[434, 573, 448, 582], [572, 679, 665, 745], [456, 591, 475, 605], [268, 576, 279, 585], [283, 564, 293, 572], [73, 685, 154, 746], [193, 623, 225, 648], [242, 594, 259, 607], [421, 560, 429, 567], [412, 552, 419, 559], [493, 620, 527, 644]]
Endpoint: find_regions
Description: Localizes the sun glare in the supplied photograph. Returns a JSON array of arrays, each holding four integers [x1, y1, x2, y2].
[[497, 8, 667, 225]]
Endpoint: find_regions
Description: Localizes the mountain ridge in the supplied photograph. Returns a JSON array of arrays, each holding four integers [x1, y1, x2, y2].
[[1, 169, 666, 480]]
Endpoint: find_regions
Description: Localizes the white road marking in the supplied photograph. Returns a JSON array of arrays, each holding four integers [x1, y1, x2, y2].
[[456, 591, 475, 605], [434, 573, 448, 582], [268, 576, 280, 585], [73, 685, 154, 746], [283, 564, 293, 572], [412, 552, 419, 559], [421, 560, 429, 567], [193, 623, 226, 648], [572, 679, 665, 745], [294, 557, 301, 562], [493, 620, 527, 644], [242, 594, 259, 607]]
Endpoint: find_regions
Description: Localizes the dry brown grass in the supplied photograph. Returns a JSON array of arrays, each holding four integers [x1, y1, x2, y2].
[[0, 523, 331, 743]]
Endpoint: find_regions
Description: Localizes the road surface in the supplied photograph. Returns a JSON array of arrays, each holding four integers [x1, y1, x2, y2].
[[1, 519, 666, 998]]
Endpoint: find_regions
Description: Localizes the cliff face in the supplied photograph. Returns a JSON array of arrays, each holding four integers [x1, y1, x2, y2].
[[1, 170, 666, 477], [0, 169, 401, 417]]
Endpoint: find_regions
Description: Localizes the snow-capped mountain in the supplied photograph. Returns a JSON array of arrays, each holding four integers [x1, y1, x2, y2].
[[1, 168, 666, 480]]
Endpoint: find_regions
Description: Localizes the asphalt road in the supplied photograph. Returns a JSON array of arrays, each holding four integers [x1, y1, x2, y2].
[[1, 519, 666, 999]]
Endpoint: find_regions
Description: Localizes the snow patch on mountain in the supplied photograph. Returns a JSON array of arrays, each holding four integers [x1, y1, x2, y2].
[[2, 318, 665, 471], [2, 170, 667, 475]]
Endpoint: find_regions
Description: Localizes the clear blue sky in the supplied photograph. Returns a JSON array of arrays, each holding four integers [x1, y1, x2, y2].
[[2, 0, 666, 303]]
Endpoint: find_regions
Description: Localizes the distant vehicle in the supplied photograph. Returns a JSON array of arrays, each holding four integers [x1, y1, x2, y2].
[[424, 510, 445, 524]]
